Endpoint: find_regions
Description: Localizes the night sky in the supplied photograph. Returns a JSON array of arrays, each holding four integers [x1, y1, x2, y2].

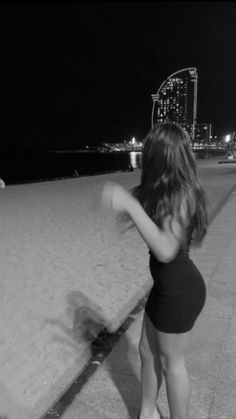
[[0, 1, 236, 150]]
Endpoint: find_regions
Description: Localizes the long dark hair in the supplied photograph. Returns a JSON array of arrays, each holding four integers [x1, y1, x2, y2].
[[132, 122, 208, 245]]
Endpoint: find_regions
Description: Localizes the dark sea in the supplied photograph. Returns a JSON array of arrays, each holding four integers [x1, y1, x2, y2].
[[0, 150, 143, 184], [0, 149, 225, 185]]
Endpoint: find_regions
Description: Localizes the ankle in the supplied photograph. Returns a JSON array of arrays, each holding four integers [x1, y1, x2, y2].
[[139, 407, 161, 419]]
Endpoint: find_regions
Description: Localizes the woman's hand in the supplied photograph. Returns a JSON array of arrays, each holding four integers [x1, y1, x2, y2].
[[100, 181, 134, 215]]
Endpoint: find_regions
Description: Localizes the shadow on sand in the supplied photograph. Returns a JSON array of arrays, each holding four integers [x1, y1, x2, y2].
[[43, 290, 145, 418]]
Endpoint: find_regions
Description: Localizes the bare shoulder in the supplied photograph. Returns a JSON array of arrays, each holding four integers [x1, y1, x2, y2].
[[162, 196, 190, 242], [162, 214, 184, 243]]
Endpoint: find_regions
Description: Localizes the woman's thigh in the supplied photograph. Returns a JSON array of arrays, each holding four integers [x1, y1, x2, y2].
[[139, 313, 160, 359], [155, 329, 191, 368]]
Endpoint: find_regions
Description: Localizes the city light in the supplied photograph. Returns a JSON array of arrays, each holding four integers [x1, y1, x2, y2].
[[225, 134, 231, 143]]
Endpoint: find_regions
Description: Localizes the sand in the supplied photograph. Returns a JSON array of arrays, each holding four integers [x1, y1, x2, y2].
[[0, 171, 150, 418]]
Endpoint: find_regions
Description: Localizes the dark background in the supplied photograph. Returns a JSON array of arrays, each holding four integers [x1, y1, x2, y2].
[[0, 1, 236, 150]]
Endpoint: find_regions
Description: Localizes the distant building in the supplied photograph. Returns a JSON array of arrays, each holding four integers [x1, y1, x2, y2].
[[194, 123, 212, 145], [181, 122, 212, 145], [151, 67, 198, 141]]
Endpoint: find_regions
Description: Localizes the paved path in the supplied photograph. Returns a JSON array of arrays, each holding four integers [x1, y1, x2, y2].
[[0, 158, 235, 418], [51, 170, 236, 419]]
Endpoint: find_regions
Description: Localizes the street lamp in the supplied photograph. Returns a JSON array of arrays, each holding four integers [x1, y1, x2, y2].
[[224, 133, 236, 159]]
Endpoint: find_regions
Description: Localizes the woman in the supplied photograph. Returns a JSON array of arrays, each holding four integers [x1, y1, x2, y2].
[[100, 122, 208, 419]]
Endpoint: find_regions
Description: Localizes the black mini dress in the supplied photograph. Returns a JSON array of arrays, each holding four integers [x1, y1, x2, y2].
[[145, 237, 206, 334]]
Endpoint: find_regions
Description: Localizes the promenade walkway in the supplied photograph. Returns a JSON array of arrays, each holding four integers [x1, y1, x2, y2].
[[49, 183, 236, 419], [0, 159, 235, 418]]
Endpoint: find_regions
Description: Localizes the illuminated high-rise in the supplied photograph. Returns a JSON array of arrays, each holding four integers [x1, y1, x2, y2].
[[151, 68, 198, 141], [195, 123, 212, 144]]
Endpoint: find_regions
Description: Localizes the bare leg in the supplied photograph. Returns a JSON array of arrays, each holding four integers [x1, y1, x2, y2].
[[139, 313, 163, 419], [156, 330, 191, 419]]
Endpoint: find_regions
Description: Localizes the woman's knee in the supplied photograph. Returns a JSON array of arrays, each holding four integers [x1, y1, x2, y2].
[[139, 339, 150, 361], [155, 330, 191, 374], [139, 336, 156, 363], [159, 354, 186, 376]]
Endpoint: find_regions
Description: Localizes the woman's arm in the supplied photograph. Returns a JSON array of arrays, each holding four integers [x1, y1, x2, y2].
[[100, 182, 183, 263], [126, 193, 182, 263]]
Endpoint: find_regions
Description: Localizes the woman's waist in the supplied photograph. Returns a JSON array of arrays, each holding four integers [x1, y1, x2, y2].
[[149, 252, 198, 279], [149, 250, 190, 268]]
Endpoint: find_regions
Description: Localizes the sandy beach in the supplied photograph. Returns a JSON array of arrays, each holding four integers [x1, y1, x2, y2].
[[0, 160, 236, 418], [0, 171, 149, 418]]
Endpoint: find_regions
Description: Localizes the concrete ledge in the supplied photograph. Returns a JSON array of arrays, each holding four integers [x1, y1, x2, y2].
[[218, 159, 236, 164]]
